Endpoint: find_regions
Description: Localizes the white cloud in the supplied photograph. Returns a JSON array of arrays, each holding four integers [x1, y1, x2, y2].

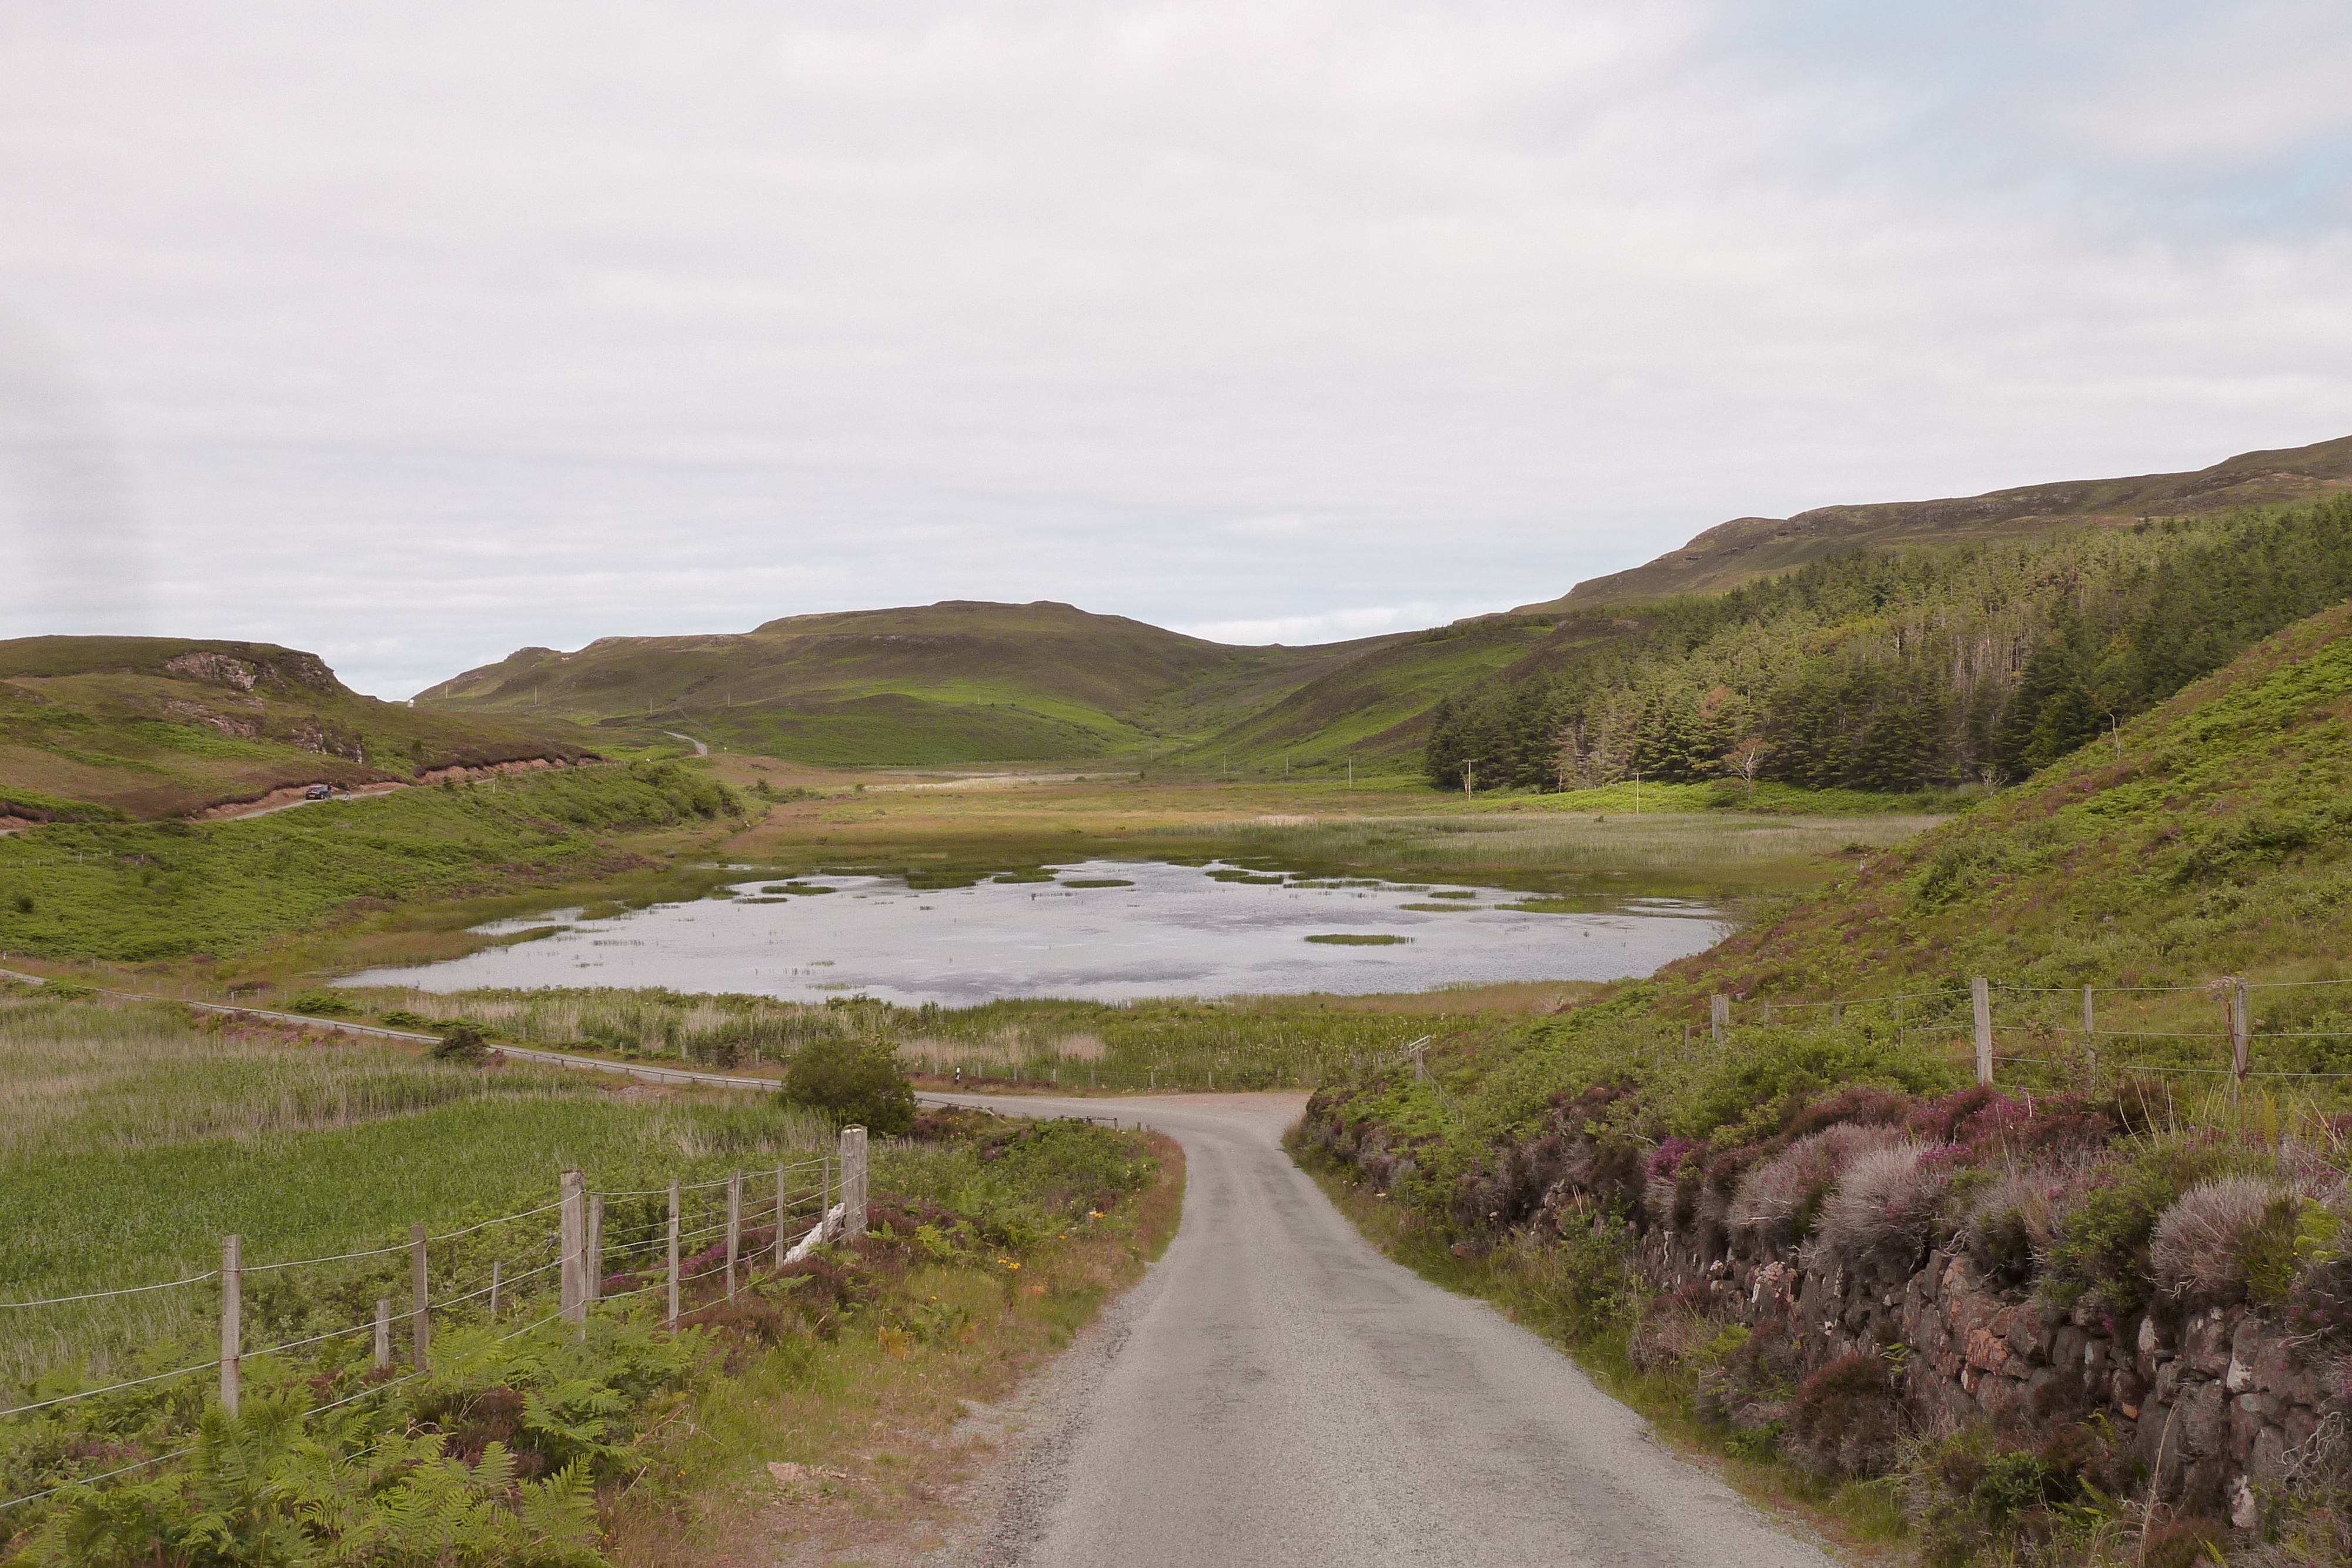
[[0, 1, 2348, 696]]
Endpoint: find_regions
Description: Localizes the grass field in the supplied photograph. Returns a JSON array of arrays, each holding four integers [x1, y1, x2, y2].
[[0, 982, 1174, 1566], [0, 761, 744, 964], [0, 989, 834, 1383]]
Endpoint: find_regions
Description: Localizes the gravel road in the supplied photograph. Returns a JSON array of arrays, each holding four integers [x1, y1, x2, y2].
[[928, 1089, 1835, 1568]]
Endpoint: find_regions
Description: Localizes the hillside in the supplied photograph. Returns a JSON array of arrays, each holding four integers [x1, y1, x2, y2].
[[1295, 604, 2352, 1563], [404, 434, 2352, 780], [1158, 616, 1562, 773], [0, 637, 594, 823], [1653, 593, 2352, 1019], [421, 600, 1413, 767], [1428, 496, 2352, 797], [1516, 430, 2352, 611]]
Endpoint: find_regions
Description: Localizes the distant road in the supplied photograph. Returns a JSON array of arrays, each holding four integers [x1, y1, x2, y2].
[[923, 1089, 1835, 1568], [663, 731, 710, 757]]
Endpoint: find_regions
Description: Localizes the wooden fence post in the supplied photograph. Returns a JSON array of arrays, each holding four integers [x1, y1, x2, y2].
[[821, 1154, 833, 1240], [489, 1261, 502, 1317], [773, 1166, 788, 1268], [2231, 981, 2250, 1101], [1709, 994, 1728, 1047], [726, 1171, 743, 1300], [220, 1235, 241, 1417], [559, 1171, 586, 1330], [2083, 985, 2096, 1039], [410, 1223, 432, 1371], [1681, 1024, 1691, 1059], [586, 1193, 604, 1305], [374, 1298, 391, 1370], [666, 1179, 681, 1331], [1972, 977, 1993, 1086], [840, 1126, 868, 1239]]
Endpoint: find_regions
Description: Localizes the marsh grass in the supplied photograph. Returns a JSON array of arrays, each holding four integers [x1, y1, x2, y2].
[[0, 994, 830, 1383], [1171, 811, 1937, 878]]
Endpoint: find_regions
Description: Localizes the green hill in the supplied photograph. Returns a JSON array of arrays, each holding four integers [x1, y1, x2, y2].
[[1517, 430, 2352, 611], [1160, 616, 1563, 773], [0, 637, 594, 823], [1659, 593, 2352, 1015], [403, 434, 2352, 779], [420, 600, 1415, 767], [1426, 495, 2352, 796]]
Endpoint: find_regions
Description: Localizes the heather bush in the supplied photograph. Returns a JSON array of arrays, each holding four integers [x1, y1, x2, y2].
[[1815, 1140, 1950, 1275], [1962, 1163, 2088, 1293], [1730, 1125, 1904, 1253], [1786, 1353, 1904, 1477], [2149, 1176, 2302, 1306], [2043, 1144, 2232, 1312]]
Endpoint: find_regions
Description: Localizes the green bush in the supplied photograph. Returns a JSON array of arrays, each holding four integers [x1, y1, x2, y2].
[[285, 990, 358, 1017], [1671, 1030, 1962, 1141], [779, 1037, 915, 1137], [430, 1020, 492, 1065]]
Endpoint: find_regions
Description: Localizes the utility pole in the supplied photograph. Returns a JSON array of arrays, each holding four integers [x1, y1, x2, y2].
[[1461, 760, 1476, 801]]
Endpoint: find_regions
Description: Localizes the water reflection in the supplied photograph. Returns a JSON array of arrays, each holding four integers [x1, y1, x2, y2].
[[343, 860, 1722, 1005]]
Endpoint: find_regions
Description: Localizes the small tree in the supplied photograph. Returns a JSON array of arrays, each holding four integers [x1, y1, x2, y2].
[[780, 1036, 915, 1137], [1723, 738, 1769, 805], [432, 1020, 491, 1065]]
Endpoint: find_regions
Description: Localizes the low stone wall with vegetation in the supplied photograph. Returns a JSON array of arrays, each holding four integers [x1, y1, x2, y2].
[[1298, 1023, 2351, 1565]]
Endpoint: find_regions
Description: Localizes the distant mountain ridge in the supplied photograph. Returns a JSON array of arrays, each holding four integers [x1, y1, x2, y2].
[[1516, 432, 2352, 612], [415, 430, 2352, 774]]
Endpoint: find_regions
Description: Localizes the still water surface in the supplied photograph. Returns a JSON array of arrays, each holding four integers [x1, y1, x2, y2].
[[345, 860, 1723, 1005]]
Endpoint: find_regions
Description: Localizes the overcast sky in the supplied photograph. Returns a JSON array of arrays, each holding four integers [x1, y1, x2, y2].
[[3, 1, 2350, 698]]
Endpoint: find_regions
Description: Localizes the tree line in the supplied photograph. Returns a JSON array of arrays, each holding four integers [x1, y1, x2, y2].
[[1424, 495, 2352, 794]]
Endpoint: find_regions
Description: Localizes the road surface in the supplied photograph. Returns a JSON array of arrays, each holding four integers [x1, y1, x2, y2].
[[927, 1089, 1833, 1568]]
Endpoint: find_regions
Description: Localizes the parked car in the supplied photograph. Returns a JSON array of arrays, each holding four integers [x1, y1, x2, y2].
[[304, 784, 333, 801]]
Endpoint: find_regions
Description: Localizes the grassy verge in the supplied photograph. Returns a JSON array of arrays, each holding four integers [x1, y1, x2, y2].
[[273, 984, 1574, 1099], [613, 1121, 1185, 1566], [1283, 1133, 1909, 1563], [0, 1088, 1174, 1568]]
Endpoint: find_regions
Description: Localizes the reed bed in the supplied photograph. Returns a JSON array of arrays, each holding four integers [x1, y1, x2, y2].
[[1176, 812, 1938, 872], [0, 994, 830, 1383]]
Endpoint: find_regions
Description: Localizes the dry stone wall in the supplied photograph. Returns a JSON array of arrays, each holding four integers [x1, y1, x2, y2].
[[1640, 1223, 2340, 1526]]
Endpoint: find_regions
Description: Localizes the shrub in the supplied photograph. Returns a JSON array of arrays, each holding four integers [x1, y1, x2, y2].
[[1816, 1141, 1950, 1275], [431, 1019, 492, 1065], [1963, 1165, 2085, 1293], [780, 1037, 916, 1137], [2149, 1176, 2301, 1306], [1787, 1353, 1903, 1477], [2044, 1145, 2226, 1312], [1675, 1034, 1960, 1141], [285, 989, 357, 1017], [1731, 1125, 1903, 1252]]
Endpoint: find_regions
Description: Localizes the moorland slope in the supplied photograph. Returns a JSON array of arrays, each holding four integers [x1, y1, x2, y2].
[[0, 636, 595, 823], [408, 433, 2352, 778], [1518, 429, 2352, 610], [419, 600, 1411, 766]]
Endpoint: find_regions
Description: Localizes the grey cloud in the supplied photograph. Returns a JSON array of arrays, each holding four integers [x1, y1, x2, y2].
[[0, 1, 2347, 696]]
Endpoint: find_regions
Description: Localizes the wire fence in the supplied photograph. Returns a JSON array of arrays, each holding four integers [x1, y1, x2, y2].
[[0, 1129, 873, 1512], [1666, 972, 2352, 1091]]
